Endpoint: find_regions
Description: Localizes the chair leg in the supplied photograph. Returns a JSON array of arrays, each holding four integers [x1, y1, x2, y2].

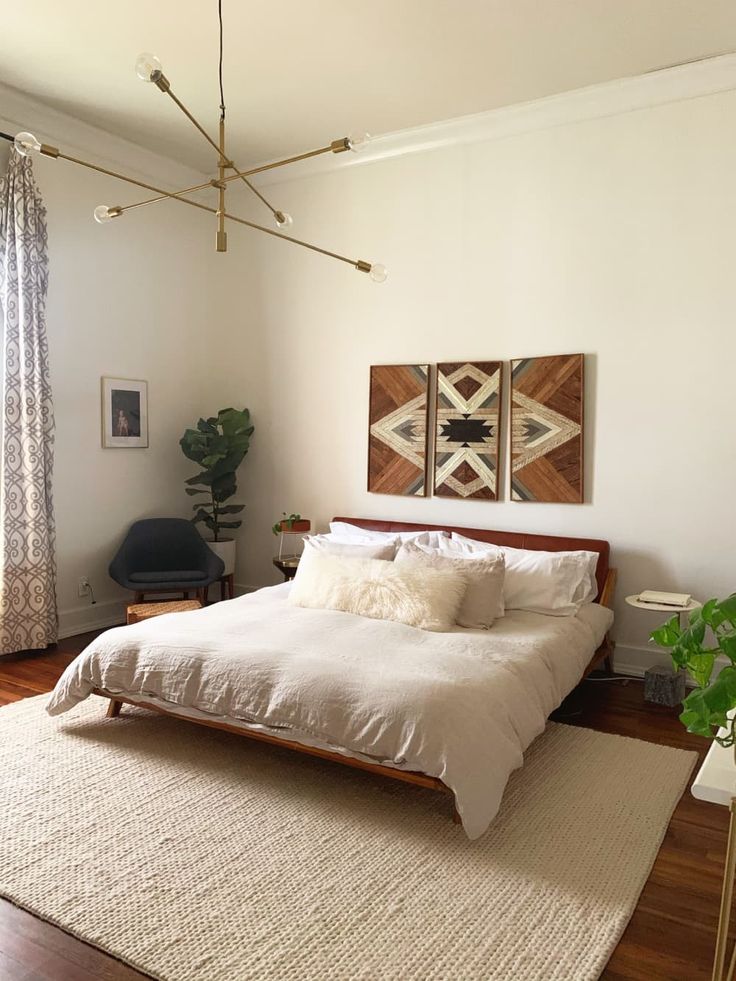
[[227, 574, 234, 600], [133, 591, 144, 604], [203, 585, 209, 605], [183, 590, 191, 600]]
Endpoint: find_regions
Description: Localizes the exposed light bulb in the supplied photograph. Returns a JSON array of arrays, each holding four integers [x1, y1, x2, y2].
[[369, 263, 388, 283], [274, 211, 293, 231], [347, 131, 371, 153], [14, 132, 41, 157], [135, 52, 163, 82], [93, 205, 116, 224]]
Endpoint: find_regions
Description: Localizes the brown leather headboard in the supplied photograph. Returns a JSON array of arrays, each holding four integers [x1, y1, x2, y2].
[[332, 516, 611, 601]]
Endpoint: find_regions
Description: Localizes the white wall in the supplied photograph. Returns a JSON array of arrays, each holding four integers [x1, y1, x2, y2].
[[222, 81, 736, 671], [1, 89, 232, 636], [3, 66, 735, 670]]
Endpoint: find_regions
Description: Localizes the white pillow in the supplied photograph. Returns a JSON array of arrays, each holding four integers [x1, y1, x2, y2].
[[450, 532, 598, 616], [288, 552, 468, 632], [303, 534, 397, 561], [329, 521, 448, 547], [395, 541, 505, 629]]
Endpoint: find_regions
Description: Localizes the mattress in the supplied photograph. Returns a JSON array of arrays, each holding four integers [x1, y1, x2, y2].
[[47, 583, 613, 839]]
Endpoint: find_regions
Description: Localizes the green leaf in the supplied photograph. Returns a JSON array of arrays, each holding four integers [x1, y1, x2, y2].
[[216, 520, 243, 529], [185, 487, 209, 496], [217, 504, 244, 515], [699, 598, 719, 626], [720, 634, 736, 662], [185, 471, 213, 487], [650, 614, 682, 649], [718, 595, 736, 626], [685, 651, 715, 689]]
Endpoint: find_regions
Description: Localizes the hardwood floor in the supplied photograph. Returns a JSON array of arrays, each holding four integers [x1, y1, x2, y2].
[[0, 636, 730, 981]]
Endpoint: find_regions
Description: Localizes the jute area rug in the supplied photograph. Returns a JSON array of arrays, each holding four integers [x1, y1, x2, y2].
[[0, 695, 695, 981]]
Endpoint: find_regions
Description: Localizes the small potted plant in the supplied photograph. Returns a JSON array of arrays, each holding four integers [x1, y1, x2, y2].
[[651, 595, 736, 752], [272, 513, 310, 562], [271, 513, 311, 536], [180, 407, 254, 576]]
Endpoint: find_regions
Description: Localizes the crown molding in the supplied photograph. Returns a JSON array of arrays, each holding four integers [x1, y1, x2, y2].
[[0, 82, 207, 187], [254, 52, 736, 187]]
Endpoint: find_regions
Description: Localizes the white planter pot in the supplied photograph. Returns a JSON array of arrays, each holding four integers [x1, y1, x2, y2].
[[207, 538, 236, 577]]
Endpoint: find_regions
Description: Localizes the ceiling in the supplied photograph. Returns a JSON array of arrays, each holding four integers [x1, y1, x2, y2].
[[3, 1, 736, 173]]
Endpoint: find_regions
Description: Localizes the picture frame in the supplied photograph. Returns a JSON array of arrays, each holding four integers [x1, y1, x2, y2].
[[101, 377, 149, 448], [368, 364, 430, 496], [509, 353, 584, 502], [434, 361, 503, 501]]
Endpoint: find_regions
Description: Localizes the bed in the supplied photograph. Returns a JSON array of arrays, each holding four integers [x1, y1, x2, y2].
[[47, 517, 616, 839]]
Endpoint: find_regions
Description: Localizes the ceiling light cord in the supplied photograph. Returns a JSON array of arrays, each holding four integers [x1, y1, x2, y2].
[[218, 0, 225, 121]]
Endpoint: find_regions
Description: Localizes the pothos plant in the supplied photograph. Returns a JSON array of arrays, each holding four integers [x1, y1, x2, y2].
[[271, 513, 303, 536], [651, 595, 736, 748], [180, 407, 254, 543]]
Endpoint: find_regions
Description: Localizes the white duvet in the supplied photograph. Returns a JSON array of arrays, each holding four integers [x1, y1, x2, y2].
[[47, 583, 613, 839]]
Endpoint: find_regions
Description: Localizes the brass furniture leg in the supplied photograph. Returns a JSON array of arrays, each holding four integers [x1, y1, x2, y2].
[[713, 798, 736, 980]]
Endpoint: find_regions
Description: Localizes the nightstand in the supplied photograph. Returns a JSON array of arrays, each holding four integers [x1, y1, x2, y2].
[[273, 557, 299, 581]]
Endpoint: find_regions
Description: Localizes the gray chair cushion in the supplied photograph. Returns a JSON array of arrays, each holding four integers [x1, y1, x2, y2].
[[129, 570, 207, 584]]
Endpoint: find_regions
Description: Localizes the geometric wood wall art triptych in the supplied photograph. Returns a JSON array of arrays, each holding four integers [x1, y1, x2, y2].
[[434, 361, 502, 500], [510, 353, 584, 503], [368, 364, 430, 496], [368, 354, 584, 503]]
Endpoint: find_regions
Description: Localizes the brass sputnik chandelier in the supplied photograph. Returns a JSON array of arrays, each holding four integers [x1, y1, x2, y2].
[[1, 1, 387, 282]]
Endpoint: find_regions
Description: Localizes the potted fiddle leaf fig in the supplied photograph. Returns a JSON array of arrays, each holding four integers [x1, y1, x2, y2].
[[180, 407, 254, 576], [651, 595, 736, 750]]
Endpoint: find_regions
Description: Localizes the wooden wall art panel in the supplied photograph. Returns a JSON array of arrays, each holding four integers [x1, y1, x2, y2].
[[434, 361, 502, 501], [368, 364, 429, 496], [510, 354, 584, 503]]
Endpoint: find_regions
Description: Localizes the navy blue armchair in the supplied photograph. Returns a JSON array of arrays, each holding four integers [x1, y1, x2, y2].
[[109, 518, 225, 603]]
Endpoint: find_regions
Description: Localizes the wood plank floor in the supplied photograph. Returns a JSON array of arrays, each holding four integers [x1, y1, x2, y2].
[[0, 635, 730, 981]]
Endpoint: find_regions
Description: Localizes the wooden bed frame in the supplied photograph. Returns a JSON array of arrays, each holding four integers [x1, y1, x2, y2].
[[95, 516, 617, 822]]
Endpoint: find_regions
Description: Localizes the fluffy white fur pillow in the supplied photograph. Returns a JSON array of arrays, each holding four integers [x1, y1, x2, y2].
[[395, 540, 505, 629], [289, 551, 468, 631], [303, 534, 397, 561], [450, 532, 598, 616]]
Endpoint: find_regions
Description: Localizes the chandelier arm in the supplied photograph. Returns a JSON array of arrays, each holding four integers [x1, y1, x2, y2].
[[6, 133, 373, 273], [221, 144, 339, 184], [223, 211, 357, 267], [164, 88, 226, 161], [162, 86, 284, 221], [56, 151, 217, 217]]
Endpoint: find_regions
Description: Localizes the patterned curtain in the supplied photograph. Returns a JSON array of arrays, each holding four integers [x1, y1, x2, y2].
[[0, 149, 57, 654]]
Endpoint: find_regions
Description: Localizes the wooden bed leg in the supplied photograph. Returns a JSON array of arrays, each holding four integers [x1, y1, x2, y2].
[[106, 699, 123, 719]]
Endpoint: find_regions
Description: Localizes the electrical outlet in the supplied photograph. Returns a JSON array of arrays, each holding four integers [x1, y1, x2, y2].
[[78, 576, 90, 598]]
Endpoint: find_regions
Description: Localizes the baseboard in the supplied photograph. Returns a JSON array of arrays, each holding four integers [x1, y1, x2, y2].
[[613, 643, 728, 685], [58, 599, 127, 640], [58, 586, 256, 639]]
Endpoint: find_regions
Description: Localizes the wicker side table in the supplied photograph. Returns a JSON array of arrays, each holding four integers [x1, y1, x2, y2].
[[126, 599, 203, 625]]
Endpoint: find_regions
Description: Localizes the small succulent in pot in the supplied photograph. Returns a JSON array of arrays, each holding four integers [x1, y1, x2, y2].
[[271, 513, 311, 536]]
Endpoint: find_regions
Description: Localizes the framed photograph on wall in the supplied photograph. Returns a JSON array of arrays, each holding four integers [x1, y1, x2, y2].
[[101, 377, 149, 448]]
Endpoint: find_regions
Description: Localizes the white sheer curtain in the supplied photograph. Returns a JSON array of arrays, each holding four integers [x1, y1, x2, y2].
[[0, 147, 57, 654]]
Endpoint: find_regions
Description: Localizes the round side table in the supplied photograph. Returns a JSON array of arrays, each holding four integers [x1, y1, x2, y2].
[[273, 557, 300, 582], [625, 594, 701, 627]]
